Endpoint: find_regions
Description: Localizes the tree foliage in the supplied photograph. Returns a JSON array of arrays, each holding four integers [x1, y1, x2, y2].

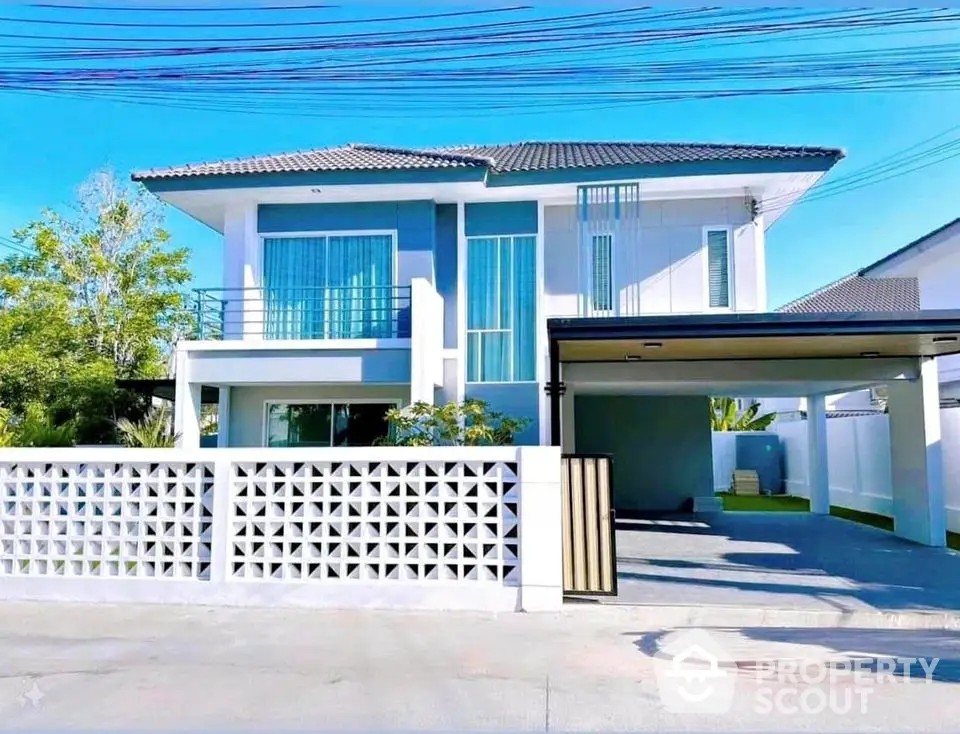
[[710, 397, 776, 432], [0, 169, 193, 444], [377, 399, 531, 446]]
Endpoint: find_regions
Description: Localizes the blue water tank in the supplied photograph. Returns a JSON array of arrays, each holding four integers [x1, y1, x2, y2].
[[735, 433, 784, 494]]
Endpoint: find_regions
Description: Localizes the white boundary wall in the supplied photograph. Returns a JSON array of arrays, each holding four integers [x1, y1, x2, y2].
[[0, 446, 562, 612], [769, 410, 960, 533]]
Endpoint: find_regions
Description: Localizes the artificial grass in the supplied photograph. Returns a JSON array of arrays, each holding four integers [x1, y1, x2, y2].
[[717, 491, 960, 550]]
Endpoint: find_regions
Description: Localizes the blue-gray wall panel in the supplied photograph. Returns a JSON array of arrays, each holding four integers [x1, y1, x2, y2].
[[189, 348, 410, 384], [574, 395, 713, 513], [464, 201, 538, 237], [434, 203, 459, 349], [258, 201, 436, 252], [465, 383, 540, 445]]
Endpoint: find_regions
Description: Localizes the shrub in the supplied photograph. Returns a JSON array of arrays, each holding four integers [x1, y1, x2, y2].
[[116, 405, 180, 448], [377, 399, 530, 447]]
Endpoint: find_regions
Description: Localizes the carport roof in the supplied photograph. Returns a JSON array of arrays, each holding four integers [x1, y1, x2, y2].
[[548, 310, 960, 363]]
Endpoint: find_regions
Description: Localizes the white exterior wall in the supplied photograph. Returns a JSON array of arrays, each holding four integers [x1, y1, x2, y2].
[[773, 409, 960, 533], [543, 197, 762, 318]]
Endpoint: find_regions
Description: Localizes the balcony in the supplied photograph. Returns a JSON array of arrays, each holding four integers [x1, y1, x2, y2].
[[193, 285, 412, 341]]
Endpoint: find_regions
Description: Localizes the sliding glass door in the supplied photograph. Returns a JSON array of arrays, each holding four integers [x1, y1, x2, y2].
[[265, 401, 395, 447]]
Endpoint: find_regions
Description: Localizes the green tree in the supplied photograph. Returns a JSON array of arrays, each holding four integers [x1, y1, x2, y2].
[[0, 169, 193, 443], [710, 397, 776, 432]]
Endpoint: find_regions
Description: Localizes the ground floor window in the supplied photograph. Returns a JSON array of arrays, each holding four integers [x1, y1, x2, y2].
[[264, 401, 395, 447]]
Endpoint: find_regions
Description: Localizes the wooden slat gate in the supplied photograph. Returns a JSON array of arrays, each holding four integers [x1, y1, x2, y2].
[[560, 454, 617, 596]]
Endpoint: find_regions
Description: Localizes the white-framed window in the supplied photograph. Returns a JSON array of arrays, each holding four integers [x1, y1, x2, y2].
[[262, 400, 400, 447], [703, 226, 733, 310], [465, 234, 537, 383], [590, 233, 614, 313]]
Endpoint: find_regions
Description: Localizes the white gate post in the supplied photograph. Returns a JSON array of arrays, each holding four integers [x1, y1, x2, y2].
[[517, 446, 563, 612]]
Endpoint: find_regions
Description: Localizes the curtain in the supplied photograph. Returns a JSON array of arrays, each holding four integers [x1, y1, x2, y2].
[[512, 236, 537, 381], [262, 237, 327, 339], [466, 237, 500, 381], [262, 234, 393, 339]]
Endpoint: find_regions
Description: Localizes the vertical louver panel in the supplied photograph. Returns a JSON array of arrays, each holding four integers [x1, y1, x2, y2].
[[591, 234, 613, 312], [707, 229, 730, 308]]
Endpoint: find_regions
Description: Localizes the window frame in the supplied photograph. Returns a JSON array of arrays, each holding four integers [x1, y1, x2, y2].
[[261, 398, 402, 448], [701, 225, 735, 312], [464, 232, 538, 385]]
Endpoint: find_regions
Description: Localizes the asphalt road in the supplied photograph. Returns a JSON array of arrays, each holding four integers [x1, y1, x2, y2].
[[1, 602, 959, 731]]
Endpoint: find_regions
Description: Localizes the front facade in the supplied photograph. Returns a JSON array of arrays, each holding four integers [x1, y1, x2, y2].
[[133, 141, 843, 449]]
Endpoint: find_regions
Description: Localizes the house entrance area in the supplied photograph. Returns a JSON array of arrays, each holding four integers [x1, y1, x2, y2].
[[548, 310, 960, 609]]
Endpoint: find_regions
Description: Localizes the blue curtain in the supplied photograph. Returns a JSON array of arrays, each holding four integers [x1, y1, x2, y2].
[[511, 236, 536, 381], [262, 237, 326, 339], [466, 237, 501, 381], [262, 234, 393, 339]]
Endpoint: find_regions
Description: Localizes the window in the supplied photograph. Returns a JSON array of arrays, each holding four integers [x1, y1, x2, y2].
[[261, 233, 395, 339], [705, 228, 731, 309], [590, 233, 614, 312], [466, 235, 536, 383], [264, 402, 395, 447]]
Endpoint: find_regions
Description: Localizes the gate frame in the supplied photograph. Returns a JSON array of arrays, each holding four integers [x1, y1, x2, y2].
[[560, 452, 619, 598]]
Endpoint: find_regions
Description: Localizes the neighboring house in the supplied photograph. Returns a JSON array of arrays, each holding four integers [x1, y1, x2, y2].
[[132, 140, 844, 449], [761, 217, 960, 419]]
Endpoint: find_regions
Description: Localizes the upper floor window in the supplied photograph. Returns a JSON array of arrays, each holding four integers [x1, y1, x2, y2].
[[466, 234, 536, 383], [261, 232, 396, 339], [705, 227, 732, 309], [591, 233, 614, 313]]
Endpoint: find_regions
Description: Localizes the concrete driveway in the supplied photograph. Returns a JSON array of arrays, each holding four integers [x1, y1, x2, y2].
[[613, 512, 960, 615]]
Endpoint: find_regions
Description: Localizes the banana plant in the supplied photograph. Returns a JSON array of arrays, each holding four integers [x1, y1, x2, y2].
[[710, 397, 776, 432]]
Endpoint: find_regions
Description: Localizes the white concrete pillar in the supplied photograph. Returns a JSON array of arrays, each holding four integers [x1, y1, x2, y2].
[[561, 388, 576, 453], [887, 359, 946, 546], [174, 349, 202, 449], [223, 201, 260, 340], [517, 446, 563, 612], [807, 393, 829, 515], [217, 386, 231, 448]]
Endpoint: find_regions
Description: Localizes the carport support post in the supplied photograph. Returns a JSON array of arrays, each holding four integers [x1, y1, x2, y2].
[[806, 394, 829, 515], [887, 359, 946, 547], [548, 338, 562, 446]]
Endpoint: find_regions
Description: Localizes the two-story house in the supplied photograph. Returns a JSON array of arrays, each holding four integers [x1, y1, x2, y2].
[[134, 143, 842, 454], [132, 141, 844, 452]]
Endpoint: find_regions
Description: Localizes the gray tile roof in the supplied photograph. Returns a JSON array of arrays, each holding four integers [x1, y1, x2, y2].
[[132, 141, 843, 181], [433, 141, 843, 173], [777, 274, 920, 314]]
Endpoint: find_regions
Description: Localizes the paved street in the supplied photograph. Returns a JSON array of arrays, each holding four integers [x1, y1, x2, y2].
[[2, 601, 960, 731]]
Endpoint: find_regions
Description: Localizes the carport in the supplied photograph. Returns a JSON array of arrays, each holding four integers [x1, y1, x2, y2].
[[547, 311, 960, 547]]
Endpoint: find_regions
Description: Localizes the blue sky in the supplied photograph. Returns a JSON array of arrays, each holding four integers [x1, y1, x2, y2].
[[1, 5, 959, 308]]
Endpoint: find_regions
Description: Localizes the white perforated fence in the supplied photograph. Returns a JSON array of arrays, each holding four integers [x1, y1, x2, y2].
[[0, 447, 560, 612]]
